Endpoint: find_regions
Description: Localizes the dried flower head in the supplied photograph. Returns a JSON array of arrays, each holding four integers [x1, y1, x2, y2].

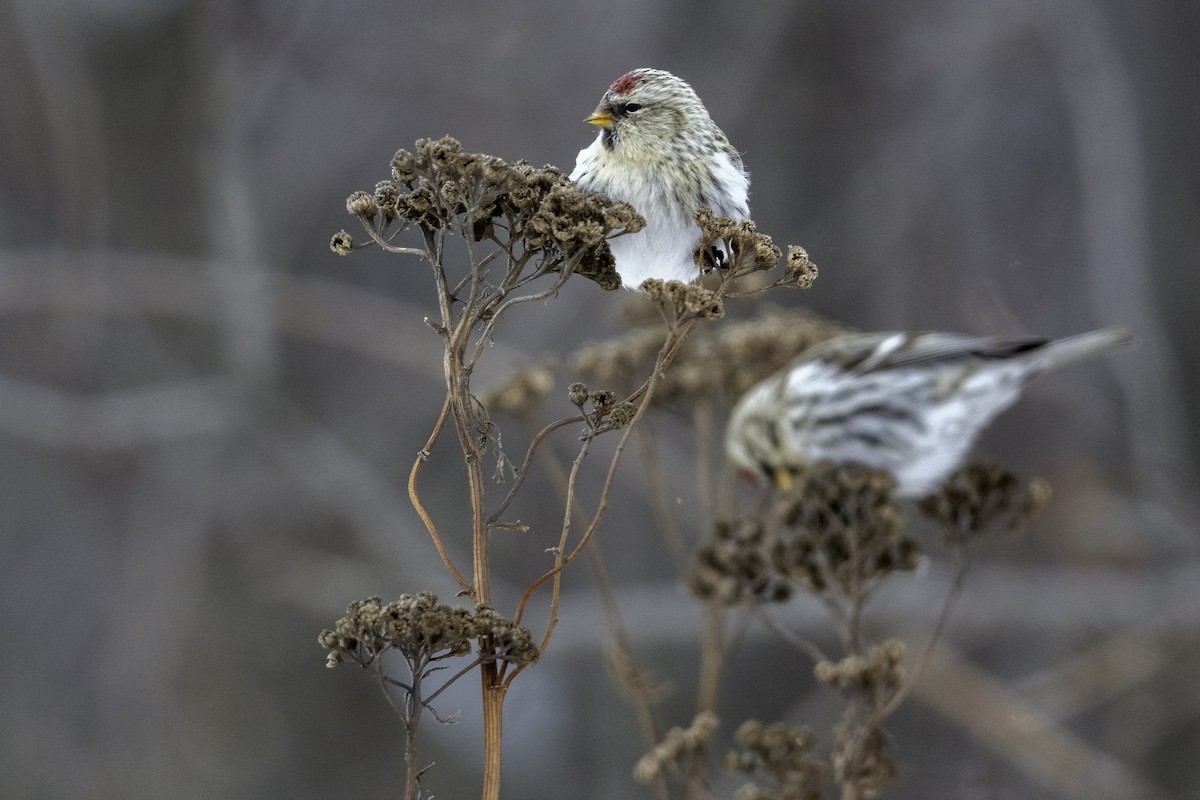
[[639, 278, 725, 321], [724, 719, 830, 800], [318, 593, 537, 670], [918, 462, 1051, 542], [785, 246, 819, 289], [472, 606, 540, 667], [318, 593, 474, 669], [814, 639, 907, 696], [772, 464, 920, 597], [346, 190, 377, 217], [693, 209, 781, 276], [567, 381, 590, 408], [831, 723, 897, 799], [633, 711, 720, 784], [688, 518, 793, 605], [480, 360, 558, 418], [341, 136, 645, 291], [573, 308, 849, 407], [330, 230, 353, 256]]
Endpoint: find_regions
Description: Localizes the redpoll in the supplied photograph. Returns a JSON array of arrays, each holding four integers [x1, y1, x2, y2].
[[725, 328, 1132, 498], [570, 68, 750, 289]]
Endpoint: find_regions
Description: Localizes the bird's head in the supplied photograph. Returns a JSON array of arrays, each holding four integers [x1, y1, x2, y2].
[[585, 68, 712, 158], [725, 388, 796, 492]]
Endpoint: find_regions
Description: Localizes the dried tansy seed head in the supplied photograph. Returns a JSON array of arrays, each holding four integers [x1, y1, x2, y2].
[[693, 209, 782, 276], [773, 464, 920, 597], [567, 381, 589, 407], [574, 329, 665, 394], [609, 401, 638, 428], [346, 190, 377, 218], [318, 593, 472, 668], [918, 462, 1051, 540], [480, 360, 558, 417], [633, 711, 719, 784], [391, 148, 417, 185], [814, 639, 907, 695], [472, 606, 539, 666], [785, 246, 819, 289], [688, 518, 793, 605], [589, 389, 617, 415], [640, 279, 725, 321], [318, 593, 537, 670], [570, 309, 847, 423], [832, 723, 897, 799], [341, 136, 644, 290], [330, 230, 353, 256], [374, 180, 400, 218], [724, 719, 829, 800]]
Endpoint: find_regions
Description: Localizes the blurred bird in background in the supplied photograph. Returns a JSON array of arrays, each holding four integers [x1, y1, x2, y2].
[[726, 328, 1134, 497]]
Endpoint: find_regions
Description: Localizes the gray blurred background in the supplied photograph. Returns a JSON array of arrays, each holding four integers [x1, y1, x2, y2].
[[3, 1, 1199, 798]]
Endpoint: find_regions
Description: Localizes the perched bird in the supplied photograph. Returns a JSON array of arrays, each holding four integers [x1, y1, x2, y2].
[[725, 328, 1132, 498], [570, 68, 750, 288]]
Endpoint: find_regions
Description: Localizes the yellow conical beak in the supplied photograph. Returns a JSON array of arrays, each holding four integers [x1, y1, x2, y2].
[[772, 469, 793, 492], [585, 104, 615, 128]]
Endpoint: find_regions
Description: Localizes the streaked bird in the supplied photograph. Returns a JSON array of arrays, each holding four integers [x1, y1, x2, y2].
[[725, 328, 1132, 497], [570, 68, 749, 289]]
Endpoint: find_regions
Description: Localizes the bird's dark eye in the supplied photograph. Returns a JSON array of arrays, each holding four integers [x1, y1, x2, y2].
[[623, 103, 642, 113]]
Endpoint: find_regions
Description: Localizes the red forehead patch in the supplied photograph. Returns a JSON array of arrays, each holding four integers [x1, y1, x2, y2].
[[609, 71, 642, 96]]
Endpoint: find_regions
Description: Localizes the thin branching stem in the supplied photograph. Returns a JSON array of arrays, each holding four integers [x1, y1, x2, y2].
[[754, 605, 829, 663], [409, 393, 471, 593], [510, 328, 681, 628], [487, 416, 584, 525], [634, 426, 689, 569], [869, 541, 969, 725], [357, 216, 427, 257]]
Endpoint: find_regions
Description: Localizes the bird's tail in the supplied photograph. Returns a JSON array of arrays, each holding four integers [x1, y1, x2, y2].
[[1033, 327, 1135, 371]]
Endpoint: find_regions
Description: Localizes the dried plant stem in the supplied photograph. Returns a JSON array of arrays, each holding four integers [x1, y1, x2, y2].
[[686, 603, 751, 800], [870, 545, 969, 725], [488, 416, 584, 525], [635, 426, 689, 569], [753, 606, 828, 663], [409, 393, 471, 593], [692, 398, 717, 526], [512, 325, 689, 634], [531, 425, 673, 800], [480, 664, 506, 800], [528, 432, 594, 657], [589, 546, 673, 800]]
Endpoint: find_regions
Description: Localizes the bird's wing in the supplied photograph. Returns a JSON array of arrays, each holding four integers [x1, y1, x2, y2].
[[805, 332, 1050, 373]]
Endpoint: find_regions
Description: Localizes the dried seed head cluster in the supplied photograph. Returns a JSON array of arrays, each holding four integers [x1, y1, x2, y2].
[[633, 711, 720, 784], [318, 593, 538, 670], [919, 462, 1051, 542], [338, 136, 646, 290], [724, 720, 830, 800], [471, 606, 539, 666], [784, 246, 819, 289], [814, 639, 907, 697], [773, 464, 921, 597], [330, 229, 354, 256], [832, 723, 897, 799], [687, 518, 793, 605], [575, 308, 848, 403], [639, 278, 725, 322], [479, 360, 558, 419], [566, 381, 642, 435], [693, 209, 781, 276]]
